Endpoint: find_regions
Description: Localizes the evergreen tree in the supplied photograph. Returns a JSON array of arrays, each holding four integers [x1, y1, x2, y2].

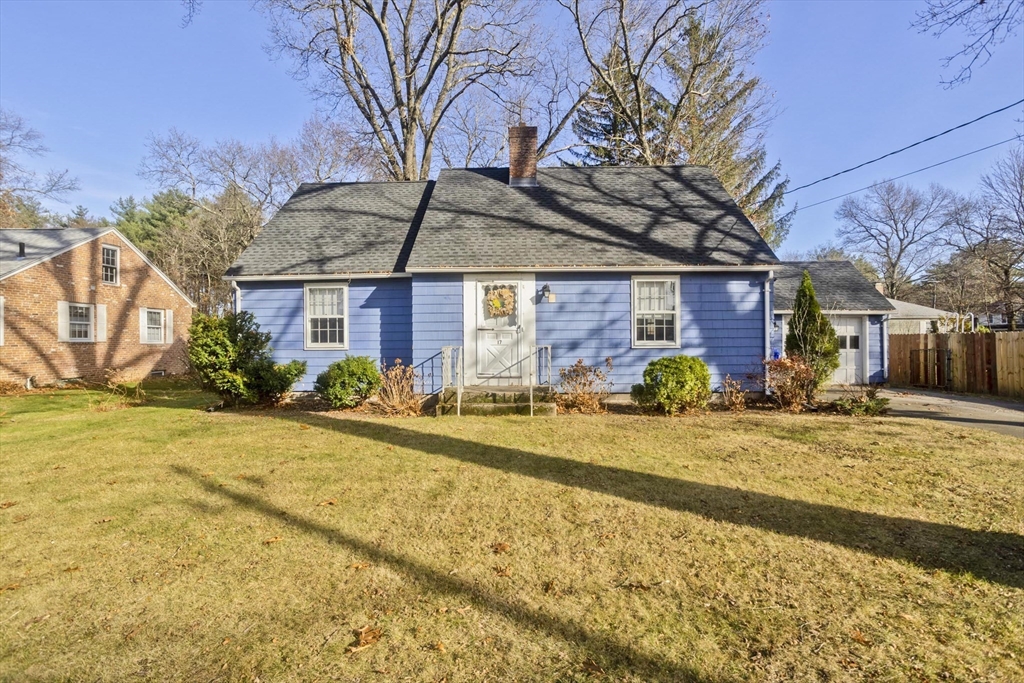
[[666, 18, 792, 249], [785, 271, 840, 395], [568, 47, 664, 167]]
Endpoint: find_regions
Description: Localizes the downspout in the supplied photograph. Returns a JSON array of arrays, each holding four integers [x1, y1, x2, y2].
[[882, 315, 889, 383], [764, 271, 773, 386], [231, 280, 242, 315]]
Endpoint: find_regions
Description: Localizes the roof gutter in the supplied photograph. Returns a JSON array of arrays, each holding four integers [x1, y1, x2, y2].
[[774, 309, 895, 315], [222, 272, 411, 282], [404, 264, 778, 274]]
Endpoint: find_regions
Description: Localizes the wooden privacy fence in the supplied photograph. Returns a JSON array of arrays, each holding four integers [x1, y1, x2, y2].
[[888, 332, 1024, 399]]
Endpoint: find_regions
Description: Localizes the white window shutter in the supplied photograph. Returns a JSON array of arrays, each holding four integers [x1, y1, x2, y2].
[[139, 308, 147, 343], [95, 304, 107, 342], [57, 301, 70, 342], [165, 309, 173, 344]]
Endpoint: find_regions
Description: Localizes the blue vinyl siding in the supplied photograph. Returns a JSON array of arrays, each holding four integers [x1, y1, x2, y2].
[[411, 274, 463, 393], [239, 279, 412, 391], [536, 273, 768, 390]]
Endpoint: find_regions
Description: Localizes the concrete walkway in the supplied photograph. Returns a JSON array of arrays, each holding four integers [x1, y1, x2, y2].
[[877, 388, 1024, 439]]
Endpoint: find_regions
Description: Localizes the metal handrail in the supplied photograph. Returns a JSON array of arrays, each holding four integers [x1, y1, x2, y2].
[[440, 345, 464, 416], [529, 345, 553, 416]]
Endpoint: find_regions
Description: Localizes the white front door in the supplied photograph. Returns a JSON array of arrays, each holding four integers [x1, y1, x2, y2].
[[831, 317, 863, 385], [476, 281, 522, 378]]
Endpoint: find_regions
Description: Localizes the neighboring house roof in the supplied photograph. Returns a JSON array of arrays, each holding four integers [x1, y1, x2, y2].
[[226, 181, 433, 278], [0, 227, 196, 307], [886, 298, 953, 320], [0, 228, 110, 278], [774, 261, 894, 313], [407, 166, 779, 270]]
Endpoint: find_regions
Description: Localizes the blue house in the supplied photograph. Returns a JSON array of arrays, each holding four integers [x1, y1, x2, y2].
[[227, 125, 788, 395]]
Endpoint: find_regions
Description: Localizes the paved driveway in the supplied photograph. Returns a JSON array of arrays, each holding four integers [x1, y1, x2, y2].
[[878, 388, 1024, 439]]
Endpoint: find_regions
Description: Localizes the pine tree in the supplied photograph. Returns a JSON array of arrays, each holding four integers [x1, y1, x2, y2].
[[785, 271, 840, 394], [666, 18, 793, 249], [568, 48, 663, 167]]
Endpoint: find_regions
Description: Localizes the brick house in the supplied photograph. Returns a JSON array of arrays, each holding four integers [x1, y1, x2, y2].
[[0, 228, 195, 386]]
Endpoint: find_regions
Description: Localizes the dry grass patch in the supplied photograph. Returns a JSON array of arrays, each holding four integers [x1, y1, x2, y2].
[[1, 383, 1022, 681]]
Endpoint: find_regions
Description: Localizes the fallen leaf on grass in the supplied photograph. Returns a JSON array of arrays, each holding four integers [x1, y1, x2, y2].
[[222, 637, 231, 645], [454, 605, 472, 615], [493, 565, 512, 577], [299, 424, 310, 430], [0, 583, 21, 593], [52, 465, 65, 470], [619, 581, 651, 592], [491, 542, 510, 554], [431, 641, 446, 653], [12, 515, 28, 524], [346, 625, 382, 653], [349, 562, 370, 570], [0, 501, 16, 509], [318, 498, 337, 506], [63, 565, 81, 573], [582, 658, 605, 675], [850, 629, 872, 646], [263, 537, 283, 545], [95, 517, 114, 524]]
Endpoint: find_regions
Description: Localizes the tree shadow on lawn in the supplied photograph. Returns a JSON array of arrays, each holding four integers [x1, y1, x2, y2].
[[170, 465, 713, 682], [279, 412, 1024, 590]]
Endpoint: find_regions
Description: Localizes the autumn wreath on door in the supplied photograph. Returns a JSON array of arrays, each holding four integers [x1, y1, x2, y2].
[[485, 285, 516, 317]]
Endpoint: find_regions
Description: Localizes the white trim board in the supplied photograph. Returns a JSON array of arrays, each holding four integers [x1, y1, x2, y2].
[[225, 272, 410, 282], [775, 309, 893, 316], [411, 264, 777, 274]]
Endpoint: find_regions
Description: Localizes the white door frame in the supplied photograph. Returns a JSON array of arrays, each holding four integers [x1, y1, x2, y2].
[[462, 273, 536, 386]]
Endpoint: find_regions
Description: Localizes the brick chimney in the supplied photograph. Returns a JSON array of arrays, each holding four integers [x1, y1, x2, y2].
[[508, 124, 538, 187], [874, 282, 885, 294]]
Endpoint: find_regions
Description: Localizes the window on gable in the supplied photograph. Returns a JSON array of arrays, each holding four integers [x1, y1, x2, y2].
[[632, 277, 679, 347], [305, 285, 347, 348], [102, 245, 119, 284], [69, 304, 93, 340]]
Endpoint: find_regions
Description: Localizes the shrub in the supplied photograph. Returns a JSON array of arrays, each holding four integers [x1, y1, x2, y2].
[[785, 271, 840, 399], [314, 356, 382, 409], [556, 357, 613, 414], [721, 374, 747, 412], [762, 356, 816, 412], [187, 311, 307, 405], [631, 355, 711, 414], [375, 359, 419, 416], [831, 387, 890, 416]]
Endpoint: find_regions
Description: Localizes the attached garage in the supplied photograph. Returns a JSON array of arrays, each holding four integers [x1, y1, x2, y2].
[[771, 261, 895, 386]]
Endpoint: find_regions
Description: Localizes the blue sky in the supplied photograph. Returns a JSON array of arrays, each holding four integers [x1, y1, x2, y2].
[[1, 0, 1021, 253]]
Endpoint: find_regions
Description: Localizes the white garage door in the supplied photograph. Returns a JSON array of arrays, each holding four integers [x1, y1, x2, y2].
[[831, 316, 863, 385]]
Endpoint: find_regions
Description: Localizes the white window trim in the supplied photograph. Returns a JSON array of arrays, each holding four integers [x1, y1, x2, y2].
[[631, 275, 681, 349], [101, 244, 120, 285], [141, 308, 166, 345], [303, 283, 349, 350], [67, 303, 95, 343]]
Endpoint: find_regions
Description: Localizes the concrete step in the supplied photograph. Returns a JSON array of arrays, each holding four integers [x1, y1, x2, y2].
[[439, 387, 555, 404], [435, 402, 557, 417]]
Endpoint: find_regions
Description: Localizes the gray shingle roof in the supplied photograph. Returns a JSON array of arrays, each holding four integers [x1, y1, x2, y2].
[[225, 181, 432, 277], [407, 166, 778, 269], [774, 261, 894, 312], [0, 228, 112, 278]]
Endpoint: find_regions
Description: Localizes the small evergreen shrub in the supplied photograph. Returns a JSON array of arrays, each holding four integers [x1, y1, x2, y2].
[[762, 356, 816, 412], [556, 357, 613, 414], [631, 355, 712, 414], [314, 356, 382, 409], [187, 311, 307, 405], [785, 271, 840, 399], [831, 387, 890, 416]]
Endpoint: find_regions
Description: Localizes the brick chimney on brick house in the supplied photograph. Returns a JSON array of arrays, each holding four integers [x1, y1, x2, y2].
[[508, 124, 538, 187]]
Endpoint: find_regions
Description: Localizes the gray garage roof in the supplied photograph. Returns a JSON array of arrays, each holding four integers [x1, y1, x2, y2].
[[407, 166, 778, 269], [774, 261, 894, 313], [0, 228, 112, 278], [226, 181, 433, 277]]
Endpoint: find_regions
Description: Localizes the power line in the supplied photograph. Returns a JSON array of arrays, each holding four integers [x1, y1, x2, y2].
[[792, 135, 1022, 213], [785, 98, 1024, 195]]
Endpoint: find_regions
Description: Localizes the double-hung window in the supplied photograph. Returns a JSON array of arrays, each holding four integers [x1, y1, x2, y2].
[[145, 309, 165, 344], [304, 284, 348, 349], [101, 245, 119, 285], [632, 276, 679, 347], [69, 304, 93, 340]]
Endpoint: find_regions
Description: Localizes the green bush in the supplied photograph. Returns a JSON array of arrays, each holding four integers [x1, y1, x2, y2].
[[831, 387, 890, 416], [631, 355, 712, 414], [314, 356, 382, 409], [187, 311, 307, 405], [785, 271, 840, 398]]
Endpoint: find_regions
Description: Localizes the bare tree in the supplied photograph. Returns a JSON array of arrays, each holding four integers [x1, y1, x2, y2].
[[835, 181, 951, 300], [0, 108, 79, 227], [260, 0, 547, 181], [944, 146, 1024, 328], [293, 113, 382, 182], [913, 0, 1024, 86]]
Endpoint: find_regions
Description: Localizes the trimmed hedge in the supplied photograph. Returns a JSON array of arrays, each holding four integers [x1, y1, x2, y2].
[[314, 356, 382, 409], [631, 355, 712, 414]]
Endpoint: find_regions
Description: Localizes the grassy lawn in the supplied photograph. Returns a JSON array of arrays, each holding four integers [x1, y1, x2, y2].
[[1, 383, 1023, 682]]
